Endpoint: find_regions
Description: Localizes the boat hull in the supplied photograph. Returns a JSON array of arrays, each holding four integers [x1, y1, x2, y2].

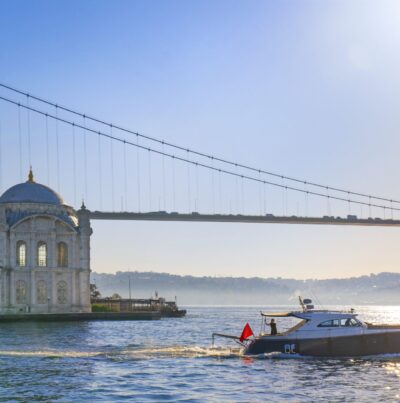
[[245, 331, 400, 357]]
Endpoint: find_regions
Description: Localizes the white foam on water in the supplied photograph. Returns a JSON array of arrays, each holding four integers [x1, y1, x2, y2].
[[121, 345, 243, 359], [0, 350, 102, 358], [119, 346, 322, 360]]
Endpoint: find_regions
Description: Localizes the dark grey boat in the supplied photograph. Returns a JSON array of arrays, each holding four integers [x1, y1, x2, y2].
[[214, 298, 400, 357]]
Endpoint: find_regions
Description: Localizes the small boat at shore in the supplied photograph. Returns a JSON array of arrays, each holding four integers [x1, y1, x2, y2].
[[213, 297, 400, 357]]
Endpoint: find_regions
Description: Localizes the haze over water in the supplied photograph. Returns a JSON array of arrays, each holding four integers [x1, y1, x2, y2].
[[1, 306, 400, 402]]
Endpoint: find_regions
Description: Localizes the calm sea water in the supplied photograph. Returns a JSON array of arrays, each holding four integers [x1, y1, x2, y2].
[[0, 306, 400, 402]]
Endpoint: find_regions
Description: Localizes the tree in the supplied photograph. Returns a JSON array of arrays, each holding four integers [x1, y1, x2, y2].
[[90, 283, 101, 299], [111, 293, 122, 299]]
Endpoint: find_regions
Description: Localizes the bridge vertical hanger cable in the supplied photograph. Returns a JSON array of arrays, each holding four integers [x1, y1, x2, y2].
[[304, 183, 308, 217], [348, 193, 351, 215], [326, 188, 331, 216], [123, 141, 128, 211], [284, 178, 289, 216], [72, 124, 77, 207], [235, 165, 239, 214], [136, 135, 141, 212], [83, 116, 88, 203], [263, 180, 267, 214], [148, 149, 152, 211], [258, 171, 262, 216], [196, 163, 199, 212], [211, 158, 215, 214], [162, 143, 166, 211], [241, 176, 244, 214], [171, 156, 176, 211], [187, 150, 191, 213], [110, 126, 115, 211], [18, 106, 23, 182], [26, 95, 32, 168], [98, 132, 103, 210], [55, 105, 60, 193], [45, 115, 50, 186], [369, 196, 372, 219], [218, 169, 222, 214]]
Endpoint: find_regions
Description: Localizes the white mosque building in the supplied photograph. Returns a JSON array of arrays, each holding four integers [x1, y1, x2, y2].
[[0, 170, 92, 314]]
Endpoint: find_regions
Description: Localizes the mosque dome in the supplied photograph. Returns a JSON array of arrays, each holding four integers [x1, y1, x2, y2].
[[0, 169, 64, 205]]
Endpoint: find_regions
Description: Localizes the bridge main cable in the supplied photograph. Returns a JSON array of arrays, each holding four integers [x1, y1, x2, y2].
[[1, 94, 399, 213], [0, 82, 398, 206]]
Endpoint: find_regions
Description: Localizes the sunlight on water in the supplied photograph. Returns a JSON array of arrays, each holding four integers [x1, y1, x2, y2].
[[385, 362, 400, 377]]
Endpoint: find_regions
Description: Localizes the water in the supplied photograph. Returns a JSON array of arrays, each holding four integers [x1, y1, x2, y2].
[[0, 306, 400, 402]]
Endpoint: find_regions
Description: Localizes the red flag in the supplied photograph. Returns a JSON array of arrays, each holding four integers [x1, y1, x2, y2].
[[239, 323, 254, 342]]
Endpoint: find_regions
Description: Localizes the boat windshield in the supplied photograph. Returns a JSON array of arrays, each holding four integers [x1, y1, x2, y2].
[[318, 318, 361, 327]]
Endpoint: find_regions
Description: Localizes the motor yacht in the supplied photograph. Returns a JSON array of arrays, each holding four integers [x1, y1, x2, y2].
[[213, 298, 400, 357]]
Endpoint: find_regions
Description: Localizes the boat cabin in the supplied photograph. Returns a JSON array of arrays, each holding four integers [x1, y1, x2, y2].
[[260, 298, 365, 338]]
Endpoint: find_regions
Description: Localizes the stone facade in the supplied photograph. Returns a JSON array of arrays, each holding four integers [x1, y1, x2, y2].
[[0, 172, 92, 314]]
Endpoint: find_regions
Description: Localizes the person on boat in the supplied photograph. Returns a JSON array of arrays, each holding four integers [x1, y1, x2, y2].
[[269, 318, 278, 335]]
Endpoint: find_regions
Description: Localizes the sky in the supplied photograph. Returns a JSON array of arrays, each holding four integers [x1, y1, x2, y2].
[[1, 0, 400, 279]]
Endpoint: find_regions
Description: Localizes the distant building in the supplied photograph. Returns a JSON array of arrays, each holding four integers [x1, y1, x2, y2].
[[0, 170, 92, 314]]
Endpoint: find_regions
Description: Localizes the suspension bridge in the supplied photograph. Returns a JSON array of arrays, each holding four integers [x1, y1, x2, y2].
[[0, 82, 399, 228]]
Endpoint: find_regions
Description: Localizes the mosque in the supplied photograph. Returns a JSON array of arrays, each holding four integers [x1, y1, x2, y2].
[[0, 170, 92, 314]]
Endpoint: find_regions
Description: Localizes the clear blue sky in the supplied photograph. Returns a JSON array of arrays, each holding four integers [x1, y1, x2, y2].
[[1, 0, 400, 279]]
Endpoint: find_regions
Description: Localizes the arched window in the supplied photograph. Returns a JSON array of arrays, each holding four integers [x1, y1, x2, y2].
[[16, 280, 27, 304], [36, 280, 47, 304], [16, 241, 27, 267], [57, 242, 68, 267], [57, 281, 68, 304], [37, 242, 47, 267]]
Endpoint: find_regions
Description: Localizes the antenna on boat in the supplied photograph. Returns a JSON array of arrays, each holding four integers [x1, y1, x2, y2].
[[299, 296, 306, 312], [310, 289, 325, 310]]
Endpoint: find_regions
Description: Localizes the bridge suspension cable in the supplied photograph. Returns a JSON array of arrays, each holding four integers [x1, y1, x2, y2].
[[0, 94, 399, 213], [0, 82, 398, 206]]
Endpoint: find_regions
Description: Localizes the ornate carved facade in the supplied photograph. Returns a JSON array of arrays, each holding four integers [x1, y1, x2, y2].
[[0, 170, 92, 314]]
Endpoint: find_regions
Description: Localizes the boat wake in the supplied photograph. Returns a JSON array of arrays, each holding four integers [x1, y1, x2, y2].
[[2, 347, 399, 361], [121, 346, 314, 360], [120, 348, 400, 361], [0, 350, 103, 358], [121, 345, 243, 359]]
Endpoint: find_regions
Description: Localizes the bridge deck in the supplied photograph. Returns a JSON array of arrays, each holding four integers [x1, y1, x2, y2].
[[88, 211, 400, 227]]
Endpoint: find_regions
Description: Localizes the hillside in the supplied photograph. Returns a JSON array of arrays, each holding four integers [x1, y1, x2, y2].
[[91, 271, 400, 305]]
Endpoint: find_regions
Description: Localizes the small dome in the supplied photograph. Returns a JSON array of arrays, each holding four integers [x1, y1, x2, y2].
[[0, 170, 64, 205]]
